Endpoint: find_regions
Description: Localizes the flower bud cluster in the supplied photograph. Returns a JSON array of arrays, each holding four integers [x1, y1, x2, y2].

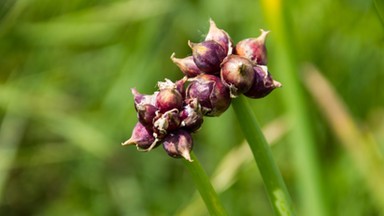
[[123, 19, 281, 161]]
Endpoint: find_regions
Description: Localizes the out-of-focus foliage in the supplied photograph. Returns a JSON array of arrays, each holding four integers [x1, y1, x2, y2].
[[0, 0, 383, 215]]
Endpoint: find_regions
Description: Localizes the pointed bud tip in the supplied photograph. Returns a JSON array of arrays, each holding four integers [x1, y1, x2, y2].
[[170, 52, 176, 59], [131, 88, 138, 95], [273, 80, 282, 88], [122, 138, 135, 146], [181, 150, 193, 162], [188, 40, 196, 48], [259, 29, 270, 41], [209, 18, 217, 28]]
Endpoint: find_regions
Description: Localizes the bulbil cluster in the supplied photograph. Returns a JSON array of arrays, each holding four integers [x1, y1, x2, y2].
[[122, 19, 281, 162]]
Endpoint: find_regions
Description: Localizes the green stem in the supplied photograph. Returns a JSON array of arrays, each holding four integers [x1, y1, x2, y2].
[[183, 152, 228, 216], [232, 96, 296, 216]]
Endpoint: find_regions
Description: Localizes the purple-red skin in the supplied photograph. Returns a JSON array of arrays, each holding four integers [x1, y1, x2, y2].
[[162, 129, 193, 161], [156, 88, 183, 113], [171, 54, 202, 78], [205, 19, 233, 56], [137, 104, 157, 127], [131, 88, 158, 109], [189, 40, 227, 74], [179, 99, 204, 132], [153, 109, 181, 139], [235, 30, 269, 66], [186, 74, 231, 117], [244, 66, 282, 99], [122, 122, 157, 150], [220, 55, 255, 97]]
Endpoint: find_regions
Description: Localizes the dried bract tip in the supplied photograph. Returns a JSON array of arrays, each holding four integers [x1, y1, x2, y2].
[[186, 74, 231, 117], [205, 19, 233, 55], [171, 53, 202, 78], [189, 40, 226, 74], [235, 29, 270, 65], [244, 66, 282, 99], [220, 55, 255, 97], [162, 130, 194, 162]]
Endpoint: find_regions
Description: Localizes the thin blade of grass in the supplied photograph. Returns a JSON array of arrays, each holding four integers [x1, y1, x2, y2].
[[302, 64, 384, 214]]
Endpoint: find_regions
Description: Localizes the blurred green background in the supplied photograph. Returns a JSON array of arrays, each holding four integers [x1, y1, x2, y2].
[[0, 0, 383, 215]]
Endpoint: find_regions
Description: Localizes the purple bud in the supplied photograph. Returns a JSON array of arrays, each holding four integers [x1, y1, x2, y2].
[[131, 88, 158, 109], [235, 29, 269, 65], [156, 84, 183, 113], [137, 104, 157, 127], [162, 130, 193, 162], [188, 40, 226, 74], [205, 19, 233, 55], [153, 109, 181, 138], [131, 88, 159, 127], [179, 99, 204, 132], [170, 53, 202, 78], [122, 122, 159, 151], [244, 65, 282, 99], [186, 74, 231, 117], [220, 55, 255, 97]]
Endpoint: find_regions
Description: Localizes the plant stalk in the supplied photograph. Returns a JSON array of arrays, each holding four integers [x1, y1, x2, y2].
[[232, 96, 296, 216], [183, 152, 228, 216]]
